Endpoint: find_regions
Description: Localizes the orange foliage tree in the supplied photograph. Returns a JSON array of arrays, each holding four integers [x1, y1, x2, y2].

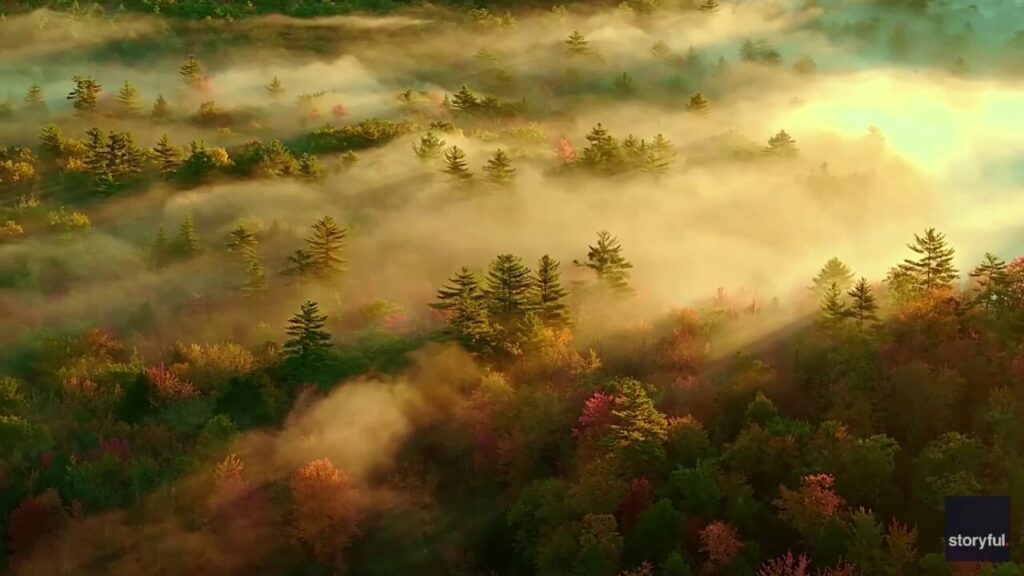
[[290, 458, 364, 566]]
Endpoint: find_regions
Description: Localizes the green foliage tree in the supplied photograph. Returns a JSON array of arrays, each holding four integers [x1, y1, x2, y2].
[[180, 55, 204, 88], [284, 300, 333, 364], [226, 224, 258, 259], [765, 130, 798, 156], [846, 508, 885, 576], [430, 266, 494, 350], [483, 149, 516, 186], [566, 30, 590, 55], [608, 377, 668, 466], [175, 214, 201, 259], [443, 146, 473, 180], [297, 153, 324, 180], [968, 252, 1009, 315], [266, 76, 285, 99], [485, 254, 534, 330], [531, 255, 570, 328], [811, 257, 855, 295], [450, 85, 479, 113], [820, 283, 848, 328], [651, 40, 671, 58], [116, 81, 142, 116], [847, 277, 879, 326], [304, 216, 347, 279], [413, 131, 446, 160], [613, 72, 635, 95], [579, 123, 623, 174], [574, 230, 634, 294], [24, 84, 46, 114], [151, 95, 171, 122], [895, 228, 958, 295], [67, 76, 101, 114], [151, 135, 181, 175]]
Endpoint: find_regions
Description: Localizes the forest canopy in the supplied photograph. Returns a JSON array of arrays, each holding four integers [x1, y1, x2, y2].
[[2, 0, 1024, 575]]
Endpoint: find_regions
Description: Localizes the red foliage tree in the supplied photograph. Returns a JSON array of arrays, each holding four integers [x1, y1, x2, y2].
[[7, 490, 67, 569], [573, 391, 616, 441], [774, 474, 845, 542], [556, 136, 576, 164], [699, 520, 743, 572], [332, 103, 348, 119], [618, 477, 654, 531]]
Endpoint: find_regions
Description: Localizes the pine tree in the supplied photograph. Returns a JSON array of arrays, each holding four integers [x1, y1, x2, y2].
[[304, 216, 347, 278], [566, 30, 590, 55], [443, 146, 473, 180], [242, 256, 268, 296], [150, 226, 172, 268], [266, 76, 285, 99], [485, 254, 534, 326], [811, 257, 855, 295], [413, 131, 446, 160], [820, 283, 848, 327], [614, 72, 635, 95], [450, 86, 479, 113], [180, 55, 204, 88], [151, 135, 181, 174], [283, 249, 314, 279], [83, 127, 109, 174], [969, 252, 1009, 315], [765, 130, 798, 156], [579, 123, 623, 174], [67, 76, 101, 114], [24, 84, 46, 114], [794, 55, 817, 75], [298, 153, 323, 180], [116, 81, 142, 116], [151, 95, 171, 122], [483, 149, 516, 186], [847, 277, 878, 325], [39, 124, 64, 160], [226, 224, 258, 259], [430, 267, 494, 350], [532, 255, 570, 328], [574, 231, 634, 294], [104, 131, 145, 177], [698, 0, 719, 13], [897, 228, 959, 294], [644, 134, 675, 174], [651, 40, 671, 58], [284, 300, 333, 363], [175, 214, 201, 259]]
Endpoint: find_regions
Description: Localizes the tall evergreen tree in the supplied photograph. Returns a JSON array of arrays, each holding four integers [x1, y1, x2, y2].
[[765, 130, 798, 156], [443, 146, 473, 180], [151, 95, 171, 122], [896, 228, 959, 293], [104, 131, 145, 177], [485, 254, 534, 325], [532, 255, 570, 328], [847, 277, 879, 326], [566, 30, 590, 55], [24, 84, 46, 114], [430, 267, 494, 350], [283, 249, 314, 279], [150, 226, 172, 268], [226, 224, 258, 259], [175, 214, 201, 259], [574, 231, 634, 294], [39, 124, 64, 160], [242, 256, 268, 296], [116, 81, 142, 116], [413, 131, 446, 160], [450, 86, 479, 113], [298, 154, 323, 180], [651, 40, 671, 58], [820, 283, 848, 327], [83, 127, 108, 174], [180, 55, 204, 88], [969, 252, 1009, 315], [284, 300, 333, 363], [304, 216, 347, 278], [613, 72, 635, 95], [67, 76, 101, 114], [580, 123, 623, 174], [266, 76, 285, 99], [644, 134, 675, 174], [483, 149, 516, 186], [811, 257, 855, 295], [687, 92, 709, 113], [151, 135, 181, 175]]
